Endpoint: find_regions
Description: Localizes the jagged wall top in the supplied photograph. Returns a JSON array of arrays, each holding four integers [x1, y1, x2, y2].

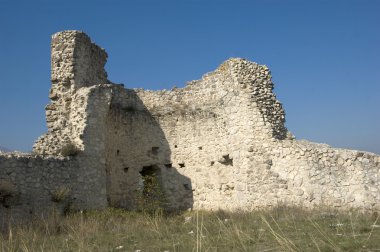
[[34, 30, 289, 155], [34, 31, 111, 154], [227, 58, 287, 139], [5, 31, 379, 216], [50, 30, 109, 91], [135, 57, 288, 140]]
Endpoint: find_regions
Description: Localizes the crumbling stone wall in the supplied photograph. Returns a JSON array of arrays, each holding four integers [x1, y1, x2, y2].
[[133, 58, 287, 209], [0, 153, 80, 223], [135, 58, 380, 211], [34, 31, 110, 155], [268, 141, 380, 209], [1, 144, 108, 223], [0, 30, 379, 219], [102, 87, 192, 210]]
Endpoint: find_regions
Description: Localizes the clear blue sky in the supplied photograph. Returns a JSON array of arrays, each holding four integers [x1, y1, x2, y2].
[[0, 0, 379, 154]]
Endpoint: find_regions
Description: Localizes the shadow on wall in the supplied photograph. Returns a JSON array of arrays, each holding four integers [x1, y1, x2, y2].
[[104, 88, 193, 212]]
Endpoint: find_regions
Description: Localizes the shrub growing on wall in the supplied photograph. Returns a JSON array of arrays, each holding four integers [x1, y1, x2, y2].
[[60, 142, 80, 157], [51, 186, 71, 203], [135, 172, 168, 213], [0, 180, 17, 208]]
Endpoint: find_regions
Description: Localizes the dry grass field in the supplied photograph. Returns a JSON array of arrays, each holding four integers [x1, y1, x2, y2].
[[1, 206, 379, 251]]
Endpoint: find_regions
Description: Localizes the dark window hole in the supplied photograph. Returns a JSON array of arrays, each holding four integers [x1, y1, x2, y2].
[[140, 165, 157, 176], [123, 167, 129, 173], [183, 184, 191, 190], [179, 163, 185, 168], [198, 146, 203, 150], [174, 145, 178, 148], [219, 154, 233, 166], [210, 161, 215, 166], [165, 163, 172, 168], [116, 150, 120, 156]]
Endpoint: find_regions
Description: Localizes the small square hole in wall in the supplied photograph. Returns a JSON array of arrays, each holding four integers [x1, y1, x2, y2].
[[174, 145, 178, 148], [117, 150, 120, 156], [152, 147, 159, 155], [179, 163, 185, 168], [219, 154, 233, 166], [198, 146, 203, 150], [123, 167, 129, 173], [210, 161, 215, 166], [165, 163, 172, 168], [183, 184, 191, 190]]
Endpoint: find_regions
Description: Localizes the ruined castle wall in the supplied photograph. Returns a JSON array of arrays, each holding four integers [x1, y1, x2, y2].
[[231, 59, 287, 140], [78, 85, 191, 210], [31, 88, 109, 211], [34, 31, 109, 155], [0, 87, 111, 220], [50, 30, 108, 89], [268, 140, 380, 210], [1, 32, 112, 222], [34, 86, 89, 154], [3, 30, 379, 218], [132, 59, 380, 211], [130, 59, 288, 210], [17, 32, 113, 218], [0, 154, 80, 222], [0, 143, 110, 220], [31, 31, 297, 212]]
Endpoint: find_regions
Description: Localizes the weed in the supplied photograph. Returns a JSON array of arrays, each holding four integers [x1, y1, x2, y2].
[[60, 142, 80, 157], [0, 180, 16, 208], [135, 174, 168, 213], [51, 186, 70, 203], [0, 207, 379, 251]]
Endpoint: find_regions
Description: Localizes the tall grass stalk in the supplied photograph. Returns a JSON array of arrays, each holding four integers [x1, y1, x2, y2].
[[0, 207, 379, 251]]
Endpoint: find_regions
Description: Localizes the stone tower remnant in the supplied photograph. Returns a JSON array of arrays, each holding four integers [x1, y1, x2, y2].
[[1, 31, 379, 220]]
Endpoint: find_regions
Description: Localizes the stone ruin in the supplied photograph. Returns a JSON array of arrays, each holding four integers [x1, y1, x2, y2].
[[1, 31, 379, 221]]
